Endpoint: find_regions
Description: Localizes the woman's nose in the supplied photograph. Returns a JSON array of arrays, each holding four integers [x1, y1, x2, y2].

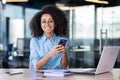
[[45, 21, 50, 25]]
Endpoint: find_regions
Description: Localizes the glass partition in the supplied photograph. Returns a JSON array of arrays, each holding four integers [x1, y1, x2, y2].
[[25, 8, 39, 38], [63, 5, 120, 68], [0, 1, 2, 44], [97, 6, 120, 67], [68, 5, 96, 68]]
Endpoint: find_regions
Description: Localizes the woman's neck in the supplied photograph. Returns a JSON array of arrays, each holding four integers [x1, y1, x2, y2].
[[44, 32, 54, 39]]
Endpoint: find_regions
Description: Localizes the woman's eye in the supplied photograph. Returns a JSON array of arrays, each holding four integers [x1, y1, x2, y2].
[[49, 20, 54, 23], [41, 21, 46, 23], [41, 20, 54, 24]]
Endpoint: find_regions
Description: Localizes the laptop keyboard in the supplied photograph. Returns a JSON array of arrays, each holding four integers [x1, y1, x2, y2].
[[70, 68, 96, 74], [86, 69, 96, 72]]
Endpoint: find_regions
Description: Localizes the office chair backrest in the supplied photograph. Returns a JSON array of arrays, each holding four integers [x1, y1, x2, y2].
[[17, 38, 30, 56]]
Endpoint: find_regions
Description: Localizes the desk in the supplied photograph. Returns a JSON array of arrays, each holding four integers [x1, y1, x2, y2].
[[0, 69, 120, 80], [69, 48, 90, 52]]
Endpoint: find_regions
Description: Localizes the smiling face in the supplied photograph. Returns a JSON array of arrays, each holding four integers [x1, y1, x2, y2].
[[41, 13, 55, 37]]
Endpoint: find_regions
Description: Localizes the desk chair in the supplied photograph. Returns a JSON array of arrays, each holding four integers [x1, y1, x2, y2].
[[3, 44, 14, 68], [7, 44, 19, 68], [16, 38, 30, 68]]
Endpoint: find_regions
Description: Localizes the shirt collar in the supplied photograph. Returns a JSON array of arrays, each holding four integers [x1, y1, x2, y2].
[[41, 34, 56, 43]]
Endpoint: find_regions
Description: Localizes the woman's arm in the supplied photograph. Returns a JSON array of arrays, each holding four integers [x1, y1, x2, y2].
[[60, 43, 69, 69], [36, 45, 63, 70], [61, 53, 69, 69], [36, 52, 52, 70]]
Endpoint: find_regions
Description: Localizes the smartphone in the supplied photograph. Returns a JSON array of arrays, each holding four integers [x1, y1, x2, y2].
[[58, 39, 67, 46]]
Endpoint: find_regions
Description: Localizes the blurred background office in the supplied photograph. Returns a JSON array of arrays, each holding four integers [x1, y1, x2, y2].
[[0, 0, 120, 68]]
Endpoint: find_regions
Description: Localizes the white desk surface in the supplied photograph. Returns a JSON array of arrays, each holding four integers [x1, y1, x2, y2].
[[0, 68, 120, 80]]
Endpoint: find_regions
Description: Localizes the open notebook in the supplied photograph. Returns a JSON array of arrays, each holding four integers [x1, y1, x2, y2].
[[70, 46, 120, 75], [37, 69, 73, 77]]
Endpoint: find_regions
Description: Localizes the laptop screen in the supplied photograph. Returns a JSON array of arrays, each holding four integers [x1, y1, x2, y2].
[[95, 46, 120, 74]]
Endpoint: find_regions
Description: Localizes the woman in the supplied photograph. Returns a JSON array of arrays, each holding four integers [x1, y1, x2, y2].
[[29, 5, 69, 70]]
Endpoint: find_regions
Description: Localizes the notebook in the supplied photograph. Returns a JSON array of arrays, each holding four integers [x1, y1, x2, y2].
[[70, 46, 120, 75], [37, 69, 73, 77]]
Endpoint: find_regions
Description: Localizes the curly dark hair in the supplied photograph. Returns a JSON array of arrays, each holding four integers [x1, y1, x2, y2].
[[29, 5, 68, 37]]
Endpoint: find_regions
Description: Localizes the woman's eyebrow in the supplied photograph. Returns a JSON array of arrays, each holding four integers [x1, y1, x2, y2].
[[41, 18, 53, 21]]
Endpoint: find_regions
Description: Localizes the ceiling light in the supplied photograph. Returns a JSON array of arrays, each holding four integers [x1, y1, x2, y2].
[[85, 0, 109, 4], [2, 0, 28, 4], [6, 0, 28, 2]]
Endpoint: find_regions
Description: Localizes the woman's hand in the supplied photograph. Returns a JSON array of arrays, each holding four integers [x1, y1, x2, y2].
[[49, 44, 67, 57], [49, 45, 62, 56]]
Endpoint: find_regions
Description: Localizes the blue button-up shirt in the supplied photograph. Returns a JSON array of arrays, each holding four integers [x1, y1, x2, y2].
[[29, 34, 67, 70]]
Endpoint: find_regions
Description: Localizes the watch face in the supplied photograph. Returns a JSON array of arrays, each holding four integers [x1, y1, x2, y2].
[[58, 39, 67, 46]]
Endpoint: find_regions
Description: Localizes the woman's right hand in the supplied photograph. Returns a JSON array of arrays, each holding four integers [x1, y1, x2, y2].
[[49, 45, 63, 57]]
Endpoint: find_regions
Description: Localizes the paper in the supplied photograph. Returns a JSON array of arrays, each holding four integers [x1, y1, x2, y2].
[[38, 69, 70, 73], [44, 72, 73, 77], [37, 69, 73, 77]]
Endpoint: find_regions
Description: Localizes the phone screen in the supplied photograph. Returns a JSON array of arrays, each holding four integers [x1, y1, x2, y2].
[[58, 39, 67, 46]]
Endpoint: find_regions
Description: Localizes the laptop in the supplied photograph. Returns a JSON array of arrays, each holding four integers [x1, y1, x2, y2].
[[70, 46, 120, 75]]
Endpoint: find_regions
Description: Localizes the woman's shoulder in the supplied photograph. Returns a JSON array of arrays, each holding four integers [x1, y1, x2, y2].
[[30, 36, 41, 43], [31, 37, 39, 41], [30, 35, 45, 43]]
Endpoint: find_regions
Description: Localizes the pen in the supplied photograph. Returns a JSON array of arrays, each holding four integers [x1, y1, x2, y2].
[[6, 72, 23, 75], [9, 72, 23, 75]]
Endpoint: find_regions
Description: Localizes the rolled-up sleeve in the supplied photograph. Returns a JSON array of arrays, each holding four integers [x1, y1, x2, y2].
[[29, 38, 40, 70]]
